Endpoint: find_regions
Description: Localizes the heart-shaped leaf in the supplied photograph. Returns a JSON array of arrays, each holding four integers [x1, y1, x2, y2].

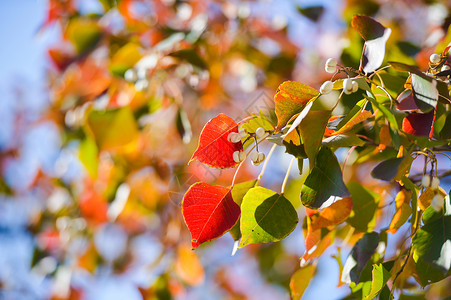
[[402, 110, 435, 138], [301, 147, 350, 209], [239, 186, 298, 248], [190, 113, 243, 168], [352, 15, 391, 74], [274, 81, 319, 129], [182, 182, 240, 249]]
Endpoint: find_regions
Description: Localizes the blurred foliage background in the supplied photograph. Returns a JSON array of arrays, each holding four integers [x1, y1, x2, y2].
[[1, 0, 451, 299]]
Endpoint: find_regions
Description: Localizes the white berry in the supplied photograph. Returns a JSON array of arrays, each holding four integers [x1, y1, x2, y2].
[[124, 69, 138, 82], [343, 78, 353, 94], [320, 81, 333, 95], [250, 151, 265, 166], [431, 177, 440, 189], [228, 132, 241, 143], [325, 65, 337, 74], [430, 53, 441, 64], [255, 127, 266, 139], [326, 58, 337, 68], [233, 150, 246, 163], [238, 128, 247, 138], [351, 80, 359, 93], [250, 151, 259, 162], [422, 175, 431, 187], [430, 194, 444, 212]]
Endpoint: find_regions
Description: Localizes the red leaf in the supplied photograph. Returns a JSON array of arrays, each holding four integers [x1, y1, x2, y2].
[[402, 110, 435, 138], [182, 182, 240, 248], [190, 114, 242, 168]]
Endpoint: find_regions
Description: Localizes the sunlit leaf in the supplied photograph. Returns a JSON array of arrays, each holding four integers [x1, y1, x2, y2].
[[310, 197, 353, 231], [388, 189, 412, 234], [411, 74, 438, 112], [86, 107, 139, 151], [274, 81, 319, 129], [364, 264, 392, 300], [301, 147, 350, 209], [174, 245, 205, 286], [190, 113, 243, 168], [342, 232, 380, 284], [239, 187, 298, 248], [228, 180, 257, 241], [182, 182, 240, 249], [290, 264, 316, 300]]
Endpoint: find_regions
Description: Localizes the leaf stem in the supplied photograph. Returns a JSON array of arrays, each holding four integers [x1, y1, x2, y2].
[[281, 157, 295, 194], [256, 143, 277, 185]]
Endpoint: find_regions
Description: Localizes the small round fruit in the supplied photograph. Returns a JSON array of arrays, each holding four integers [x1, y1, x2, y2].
[[431, 177, 440, 189], [320, 81, 333, 94], [421, 175, 431, 187], [255, 127, 266, 139], [430, 53, 441, 64], [430, 194, 444, 212]]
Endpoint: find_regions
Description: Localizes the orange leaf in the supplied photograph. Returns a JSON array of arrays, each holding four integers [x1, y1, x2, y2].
[[310, 197, 353, 232], [274, 81, 319, 129], [332, 110, 372, 135], [175, 245, 205, 286]]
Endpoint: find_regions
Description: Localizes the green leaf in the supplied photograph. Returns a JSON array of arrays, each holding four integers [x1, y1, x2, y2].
[[86, 107, 139, 151], [241, 113, 275, 149], [336, 99, 367, 130], [274, 81, 319, 129], [79, 137, 98, 179], [300, 110, 330, 165], [346, 181, 380, 232], [239, 187, 298, 248], [412, 193, 451, 286], [342, 232, 380, 284], [371, 157, 404, 181], [109, 43, 142, 77], [289, 264, 316, 300], [296, 5, 324, 22], [301, 147, 350, 208], [364, 264, 392, 300], [322, 133, 365, 149], [66, 18, 102, 54], [168, 48, 207, 69], [228, 180, 257, 241]]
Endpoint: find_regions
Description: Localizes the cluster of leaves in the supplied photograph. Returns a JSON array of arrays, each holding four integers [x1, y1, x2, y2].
[[183, 15, 451, 299], [1, 0, 314, 299]]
